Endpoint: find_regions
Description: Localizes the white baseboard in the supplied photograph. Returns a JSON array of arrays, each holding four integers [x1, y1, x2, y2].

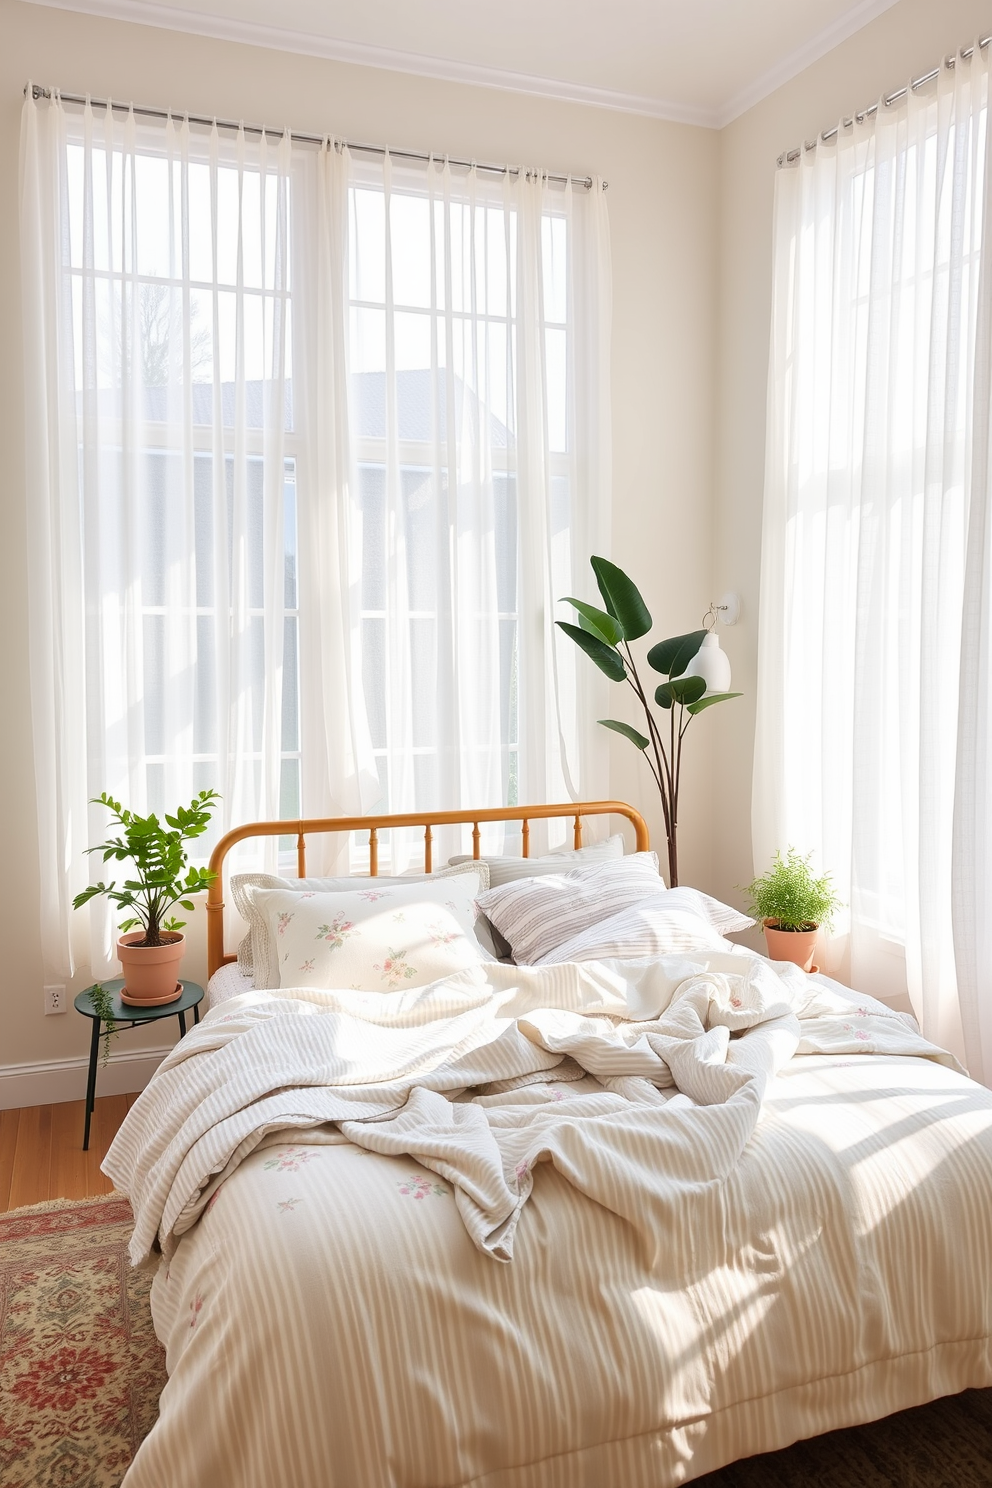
[[0, 1045, 172, 1110]]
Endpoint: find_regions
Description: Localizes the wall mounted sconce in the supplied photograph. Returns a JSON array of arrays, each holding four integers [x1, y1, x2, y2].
[[680, 592, 740, 693]]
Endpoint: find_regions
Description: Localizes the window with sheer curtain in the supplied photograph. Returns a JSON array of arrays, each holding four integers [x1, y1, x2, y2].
[[20, 92, 611, 979], [755, 40, 992, 1076]]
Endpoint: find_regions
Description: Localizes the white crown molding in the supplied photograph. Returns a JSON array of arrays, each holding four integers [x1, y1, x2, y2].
[[716, 0, 901, 127], [20, 0, 719, 127], [0, 1044, 170, 1110]]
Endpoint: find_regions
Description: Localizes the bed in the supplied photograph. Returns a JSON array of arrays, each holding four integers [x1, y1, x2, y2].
[[104, 800, 992, 1488]]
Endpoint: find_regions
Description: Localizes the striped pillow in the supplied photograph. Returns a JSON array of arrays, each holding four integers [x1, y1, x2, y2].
[[535, 903, 736, 965], [659, 887, 755, 937], [477, 863, 755, 967], [476, 853, 665, 966]]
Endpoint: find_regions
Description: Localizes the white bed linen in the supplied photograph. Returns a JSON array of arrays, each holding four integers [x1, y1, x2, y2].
[[206, 962, 254, 1008], [107, 956, 992, 1488]]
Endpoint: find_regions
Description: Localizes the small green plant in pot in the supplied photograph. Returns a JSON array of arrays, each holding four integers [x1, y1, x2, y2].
[[73, 789, 220, 1007], [90, 982, 117, 1066], [743, 848, 841, 973]]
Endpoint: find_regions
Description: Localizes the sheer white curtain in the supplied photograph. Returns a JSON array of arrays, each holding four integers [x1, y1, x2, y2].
[[308, 147, 612, 870], [21, 91, 612, 974], [21, 92, 296, 977], [755, 41, 992, 1071]]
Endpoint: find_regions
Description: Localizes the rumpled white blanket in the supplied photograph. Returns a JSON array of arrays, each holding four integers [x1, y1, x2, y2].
[[104, 953, 958, 1268]]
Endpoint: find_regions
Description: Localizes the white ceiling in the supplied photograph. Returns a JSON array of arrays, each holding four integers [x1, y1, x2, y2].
[[24, 0, 901, 127]]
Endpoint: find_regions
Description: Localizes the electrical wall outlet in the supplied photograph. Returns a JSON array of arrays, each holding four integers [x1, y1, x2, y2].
[[44, 984, 67, 1015]]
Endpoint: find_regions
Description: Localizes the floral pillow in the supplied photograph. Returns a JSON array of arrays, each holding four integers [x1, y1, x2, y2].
[[248, 871, 488, 991], [232, 860, 490, 982]]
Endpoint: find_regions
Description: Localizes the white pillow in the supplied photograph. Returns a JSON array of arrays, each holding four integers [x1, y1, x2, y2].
[[231, 861, 490, 981], [449, 832, 625, 887], [476, 853, 665, 966], [248, 872, 489, 991], [534, 902, 736, 965]]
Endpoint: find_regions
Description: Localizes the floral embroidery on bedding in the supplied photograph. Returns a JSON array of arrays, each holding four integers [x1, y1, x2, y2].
[[514, 1159, 530, 1184], [276, 1198, 303, 1213], [188, 1293, 204, 1331], [357, 888, 389, 902], [314, 914, 355, 950], [396, 1174, 449, 1200], [298, 958, 316, 974], [842, 1023, 871, 1041], [263, 1148, 321, 1172], [426, 921, 459, 947], [276, 911, 294, 937], [375, 950, 418, 987]]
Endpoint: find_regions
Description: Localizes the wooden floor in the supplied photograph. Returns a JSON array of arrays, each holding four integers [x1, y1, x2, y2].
[[0, 1094, 137, 1212]]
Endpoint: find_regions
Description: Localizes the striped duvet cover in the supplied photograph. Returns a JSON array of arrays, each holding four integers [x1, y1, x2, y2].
[[106, 955, 992, 1487]]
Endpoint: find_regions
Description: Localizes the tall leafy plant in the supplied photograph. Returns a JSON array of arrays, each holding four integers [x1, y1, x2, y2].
[[558, 557, 740, 885]]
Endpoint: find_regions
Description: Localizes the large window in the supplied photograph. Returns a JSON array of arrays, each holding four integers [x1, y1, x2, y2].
[[22, 94, 611, 975], [757, 48, 991, 1071], [346, 174, 572, 815], [62, 129, 299, 833]]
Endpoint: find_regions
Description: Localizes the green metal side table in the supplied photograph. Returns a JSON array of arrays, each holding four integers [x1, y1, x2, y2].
[[74, 978, 204, 1150]]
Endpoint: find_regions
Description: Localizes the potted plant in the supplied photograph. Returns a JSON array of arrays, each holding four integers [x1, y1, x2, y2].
[[558, 557, 741, 885], [73, 789, 220, 1005], [743, 848, 840, 972]]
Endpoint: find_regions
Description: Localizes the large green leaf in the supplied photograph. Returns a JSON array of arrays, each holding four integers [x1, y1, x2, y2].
[[655, 683, 674, 709], [647, 629, 707, 677], [556, 622, 626, 681], [561, 598, 625, 646], [589, 557, 652, 640], [598, 719, 649, 750], [668, 674, 707, 705], [686, 691, 743, 715]]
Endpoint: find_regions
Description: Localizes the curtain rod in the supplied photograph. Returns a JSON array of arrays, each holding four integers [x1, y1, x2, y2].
[[776, 34, 991, 166], [26, 84, 604, 191]]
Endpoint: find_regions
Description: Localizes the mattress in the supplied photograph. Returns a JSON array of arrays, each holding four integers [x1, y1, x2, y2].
[[109, 954, 992, 1487]]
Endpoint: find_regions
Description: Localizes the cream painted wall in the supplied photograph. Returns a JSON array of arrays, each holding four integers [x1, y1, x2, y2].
[[0, 0, 718, 1070], [711, 0, 992, 939]]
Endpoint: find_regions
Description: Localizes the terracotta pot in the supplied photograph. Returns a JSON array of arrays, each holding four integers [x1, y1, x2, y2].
[[117, 931, 185, 1005], [762, 920, 819, 973]]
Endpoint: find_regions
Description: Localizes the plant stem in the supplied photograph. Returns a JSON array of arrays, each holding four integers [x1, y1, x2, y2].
[[623, 660, 671, 824], [621, 641, 678, 884]]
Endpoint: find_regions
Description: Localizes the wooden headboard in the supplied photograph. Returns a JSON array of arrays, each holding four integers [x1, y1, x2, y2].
[[206, 799, 649, 977]]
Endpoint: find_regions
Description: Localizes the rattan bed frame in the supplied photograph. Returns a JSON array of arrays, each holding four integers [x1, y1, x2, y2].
[[206, 799, 649, 978]]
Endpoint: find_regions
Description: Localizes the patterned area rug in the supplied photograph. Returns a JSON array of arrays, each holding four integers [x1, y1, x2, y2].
[[0, 1193, 166, 1488]]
